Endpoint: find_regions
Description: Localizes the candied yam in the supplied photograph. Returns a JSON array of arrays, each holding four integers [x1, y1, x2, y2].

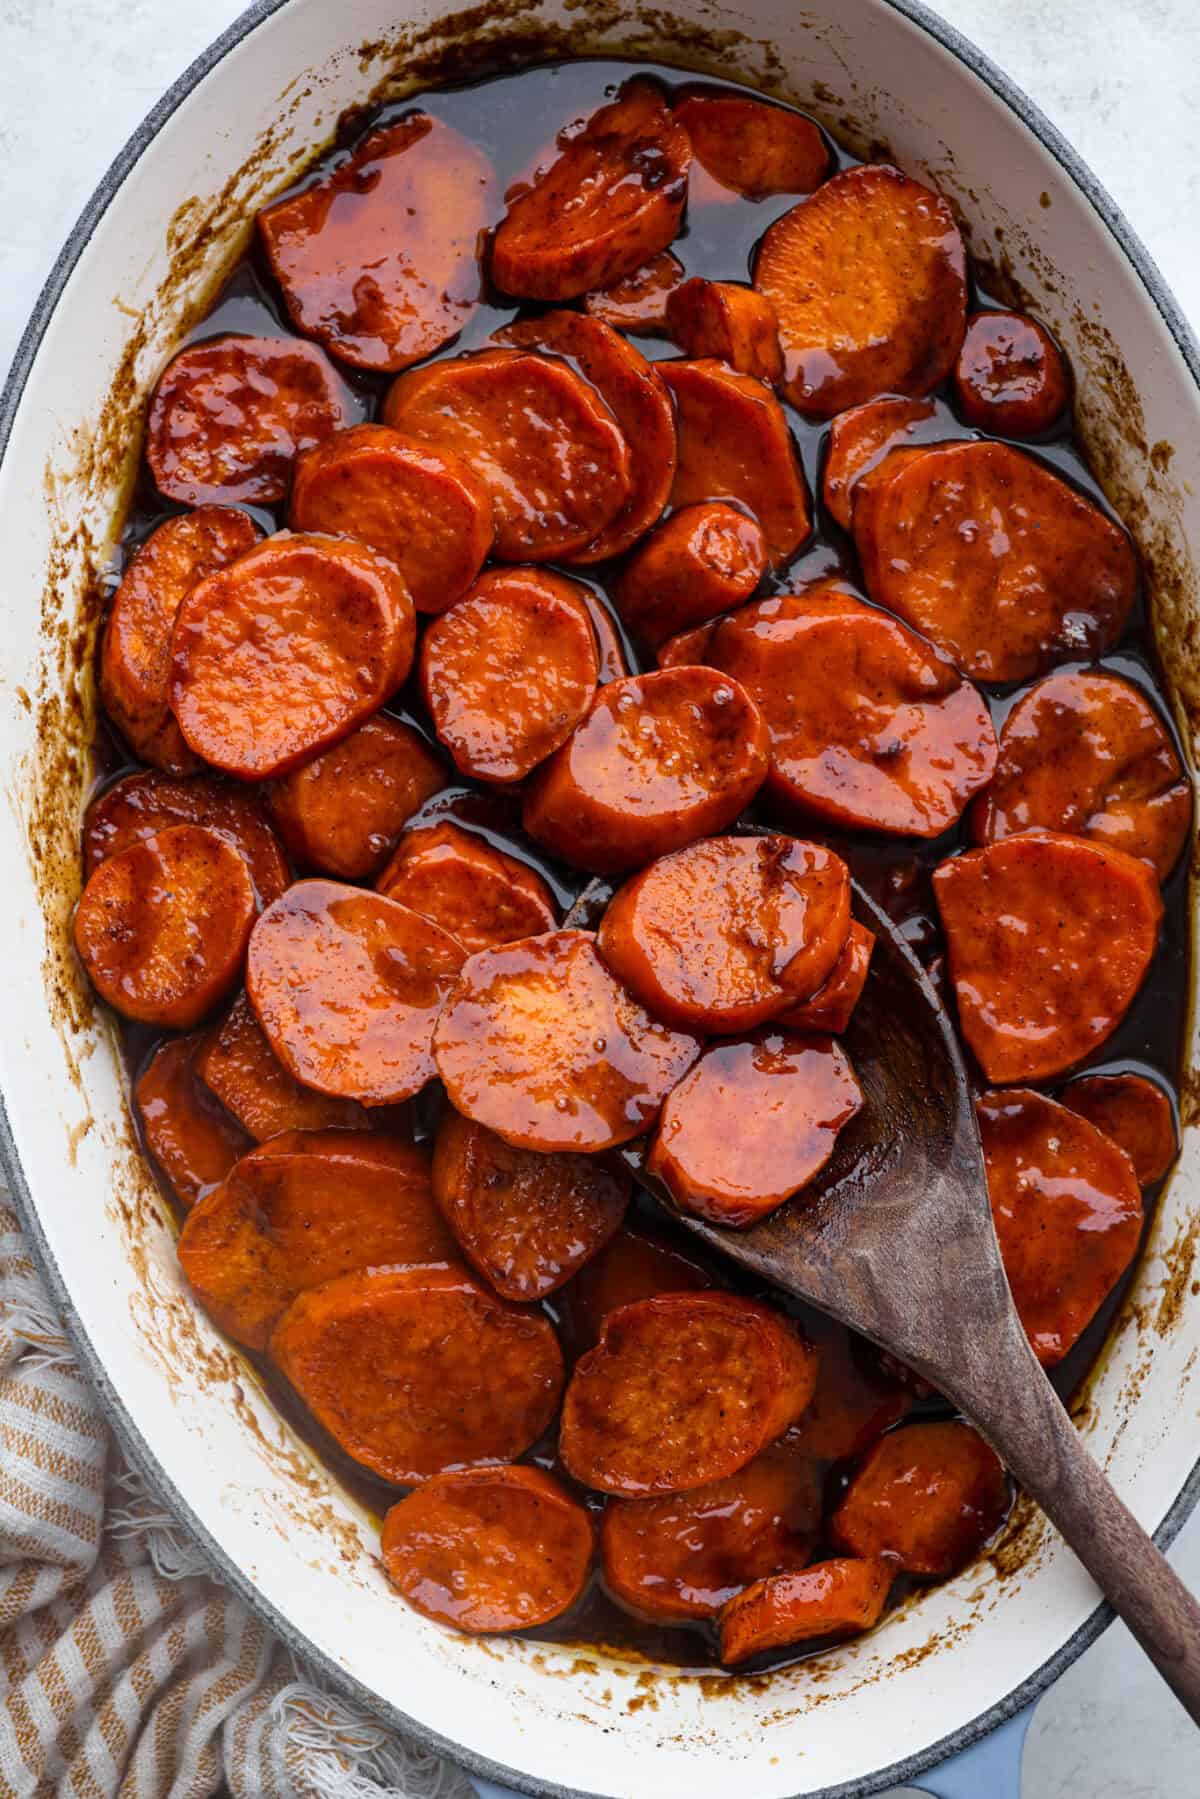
[[660, 359, 810, 564], [493, 312, 676, 563], [431, 1108, 629, 1301], [560, 1292, 816, 1496], [776, 922, 875, 1034], [376, 822, 556, 955], [145, 335, 352, 505], [247, 880, 467, 1105], [580, 589, 632, 682], [782, 1313, 911, 1462], [178, 1131, 455, 1348], [289, 425, 493, 614], [565, 1225, 714, 1350], [978, 1089, 1143, 1366], [83, 771, 289, 909], [583, 251, 686, 335], [854, 440, 1137, 683], [665, 279, 783, 385], [420, 569, 599, 783], [823, 395, 939, 531], [933, 833, 1163, 1082], [170, 534, 415, 779], [258, 115, 492, 371], [382, 1466, 594, 1633], [719, 1557, 893, 1664], [656, 619, 720, 670], [954, 310, 1069, 436], [522, 668, 770, 875], [613, 503, 766, 650], [196, 990, 370, 1141], [709, 584, 997, 836], [266, 715, 444, 880], [831, 1420, 1008, 1575], [647, 1030, 863, 1227], [75, 825, 255, 1029], [970, 669, 1190, 880], [100, 507, 260, 773], [673, 93, 829, 201], [135, 1034, 251, 1211], [383, 348, 631, 562], [601, 1443, 820, 1623], [755, 164, 966, 416], [598, 835, 851, 1033], [1060, 1072, 1178, 1187], [270, 1266, 563, 1484], [491, 79, 691, 300]]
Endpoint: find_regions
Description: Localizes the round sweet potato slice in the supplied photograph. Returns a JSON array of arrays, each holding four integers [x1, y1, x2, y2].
[[673, 93, 829, 201], [583, 250, 686, 336], [970, 669, 1190, 881], [656, 619, 720, 670], [665, 279, 783, 386], [432, 1108, 629, 1301], [522, 668, 770, 875], [564, 1225, 714, 1351], [376, 822, 556, 955], [178, 1131, 456, 1348], [560, 1292, 816, 1496], [776, 922, 875, 1035], [382, 1466, 594, 1633], [831, 1420, 1008, 1575], [289, 425, 493, 614], [145, 334, 352, 505], [580, 589, 631, 682], [491, 79, 691, 300], [75, 824, 255, 1028], [755, 164, 967, 416], [1059, 1072, 1178, 1187], [270, 1265, 563, 1484], [266, 715, 445, 880], [822, 395, 941, 531], [853, 440, 1137, 683], [708, 585, 997, 835], [932, 833, 1163, 1082], [977, 1088, 1143, 1366], [420, 569, 599, 783], [170, 534, 415, 779], [598, 835, 851, 1032], [647, 1031, 863, 1227], [100, 506, 261, 773], [954, 310, 1069, 436], [247, 880, 467, 1105], [135, 1033, 251, 1211], [433, 930, 699, 1154], [613, 503, 766, 650], [83, 771, 288, 908], [718, 1557, 894, 1664], [601, 1443, 820, 1623], [196, 990, 370, 1141], [257, 114, 493, 372], [383, 348, 632, 562], [659, 359, 810, 565]]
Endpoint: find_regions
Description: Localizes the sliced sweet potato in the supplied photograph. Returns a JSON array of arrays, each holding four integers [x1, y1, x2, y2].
[[377, 822, 556, 955], [613, 503, 766, 650], [853, 440, 1137, 683], [135, 1034, 251, 1211], [145, 334, 352, 505], [431, 1108, 629, 1301], [270, 1265, 563, 1484], [970, 669, 1190, 880], [247, 879, 467, 1105], [647, 1030, 863, 1227], [383, 348, 631, 562], [420, 568, 599, 783], [196, 990, 370, 1141], [381, 1466, 594, 1633], [954, 310, 1069, 436], [1059, 1072, 1178, 1187], [580, 589, 631, 682], [266, 715, 445, 880], [522, 668, 770, 874], [100, 507, 260, 773], [660, 359, 810, 565], [708, 584, 997, 835], [718, 1557, 893, 1664], [831, 1420, 1008, 1575], [673, 92, 829, 201], [656, 619, 720, 670], [755, 164, 967, 416], [665, 279, 783, 385], [782, 1312, 911, 1463], [583, 250, 686, 335], [564, 1225, 714, 1351], [75, 824, 255, 1028], [83, 771, 288, 908], [823, 395, 940, 531], [289, 425, 493, 613], [560, 1292, 816, 1495], [598, 835, 851, 1032], [776, 922, 875, 1034], [170, 534, 415, 779], [977, 1088, 1143, 1366], [933, 833, 1163, 1082], [491, 79, 691, 300], [258, 115, 492, 371], [433, 930, 699, 1153], [178, 1131, 455, 1348]]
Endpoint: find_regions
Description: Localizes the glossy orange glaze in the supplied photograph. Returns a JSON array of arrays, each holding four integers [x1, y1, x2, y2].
[[579, 587, 631, 682], [582, 249, 686, 335], [1059, 1072, 1178, 1187], [822, 395, 940, 531], [953, 310, 1069, 436], [673, 91, 829, 201], [613, 502, 766, 650], [195, 990, 372, 1141], [831, 1420, 1008, 1575], [377, 821, 557, 954], [83, 769, 289, 909], [655, 618, 720, 669], [776, 922, 875, 1035], [665, 278, 783, 385], [135, 1033, 251, 1210], [719, 1556, 894, 1664], [266, 714, 444, 880], [562, 1224, 714, 1351]]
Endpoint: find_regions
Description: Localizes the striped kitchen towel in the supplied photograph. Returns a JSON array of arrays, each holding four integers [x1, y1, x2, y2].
[[0, 1203, 472, 1799]]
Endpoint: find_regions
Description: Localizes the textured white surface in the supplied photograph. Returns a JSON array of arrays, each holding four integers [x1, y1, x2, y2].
[[0, 2, 1197, 1794]]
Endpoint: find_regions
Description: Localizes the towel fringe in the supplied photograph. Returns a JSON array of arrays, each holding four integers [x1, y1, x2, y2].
[[272, 1681, 472, 1798]]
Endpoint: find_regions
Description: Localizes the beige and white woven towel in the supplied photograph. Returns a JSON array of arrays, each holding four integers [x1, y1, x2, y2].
[[0, 1202, 473, 1799]]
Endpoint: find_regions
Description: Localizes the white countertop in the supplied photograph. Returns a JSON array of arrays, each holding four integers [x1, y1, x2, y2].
[[1, 3, 1197, 1793]]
